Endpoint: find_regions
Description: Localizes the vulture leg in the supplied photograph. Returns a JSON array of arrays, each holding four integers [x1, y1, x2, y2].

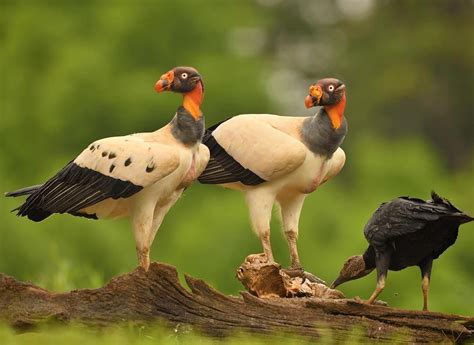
[[419, 257, 433, 311], [367, 249, 391, 304], [246, 190, 276, 263], [278, 194, 306, 270], [148, 190, 184, 252], [131, 201, 157, 272]]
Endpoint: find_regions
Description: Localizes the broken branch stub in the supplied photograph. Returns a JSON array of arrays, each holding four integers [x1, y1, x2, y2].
[[237, 253, 346, 299]]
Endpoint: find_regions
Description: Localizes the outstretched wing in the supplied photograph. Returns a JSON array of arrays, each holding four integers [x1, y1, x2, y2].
[[16, 134, 180, 221], [364, 196, 461, 247], [199, 115, 307, 185]]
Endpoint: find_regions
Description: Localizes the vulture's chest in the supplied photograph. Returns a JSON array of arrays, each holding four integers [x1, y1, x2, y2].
[[279, 152, 330, 194]]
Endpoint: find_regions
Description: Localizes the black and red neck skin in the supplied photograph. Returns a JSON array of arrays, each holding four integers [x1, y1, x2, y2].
[[301, 97, 348, 158], [182, 81, 204, 120], [170, 81, 205, 145], [324, 92, 346, 130]]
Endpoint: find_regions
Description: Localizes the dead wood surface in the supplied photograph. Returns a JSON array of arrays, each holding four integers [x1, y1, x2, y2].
[[236, 253, 345, 299], [0, 262, 473, 344]]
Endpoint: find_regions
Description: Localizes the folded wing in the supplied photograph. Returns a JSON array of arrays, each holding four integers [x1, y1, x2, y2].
[[199, 115, 307, 185], [364, 197, 459, 247], [16, 135, 180, 221]]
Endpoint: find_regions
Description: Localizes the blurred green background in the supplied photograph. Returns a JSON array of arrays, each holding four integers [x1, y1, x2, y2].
[[1, 0, 473, 321]]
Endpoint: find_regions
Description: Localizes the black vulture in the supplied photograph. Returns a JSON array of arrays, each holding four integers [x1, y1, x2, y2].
[[331, 192, 472, 311]]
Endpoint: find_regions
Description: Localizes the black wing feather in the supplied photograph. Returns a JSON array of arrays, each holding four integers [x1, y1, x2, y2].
[[15, 162, 142, 222], [199, 124, 266, 186], [5, 184, 43, 197]]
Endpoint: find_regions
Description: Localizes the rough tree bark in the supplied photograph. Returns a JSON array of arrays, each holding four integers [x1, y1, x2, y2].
[[0, 261, 472, 344]]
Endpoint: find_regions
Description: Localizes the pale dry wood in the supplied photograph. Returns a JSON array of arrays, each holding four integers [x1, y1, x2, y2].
[[236, 253, 344, 298]]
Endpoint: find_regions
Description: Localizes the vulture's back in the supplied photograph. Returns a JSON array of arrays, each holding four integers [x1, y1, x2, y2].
[[364, 192, 472, 270]]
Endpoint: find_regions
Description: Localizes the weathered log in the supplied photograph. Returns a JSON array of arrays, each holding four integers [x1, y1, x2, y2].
[[0, 262, 472, 343]]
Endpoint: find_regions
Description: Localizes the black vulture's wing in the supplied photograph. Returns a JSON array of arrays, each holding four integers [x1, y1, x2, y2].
[[363, 196, 457, 247]]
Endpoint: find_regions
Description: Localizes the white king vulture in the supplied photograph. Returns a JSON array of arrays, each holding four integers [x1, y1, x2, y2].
[[331, 192, 473, 311], [198, 78, 347, 274], [6, 66, 210, 271]]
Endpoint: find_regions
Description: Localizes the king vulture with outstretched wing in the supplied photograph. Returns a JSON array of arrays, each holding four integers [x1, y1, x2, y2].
[[6, 66, 210, 271], [198, 78, 347, 275]]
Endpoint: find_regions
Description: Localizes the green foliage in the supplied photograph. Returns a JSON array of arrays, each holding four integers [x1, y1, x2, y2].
[[0, 1, 473, 335]]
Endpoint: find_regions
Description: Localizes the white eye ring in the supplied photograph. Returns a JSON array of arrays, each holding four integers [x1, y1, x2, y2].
[[328, 85, 335, 92], [181, 72, 188, 79]]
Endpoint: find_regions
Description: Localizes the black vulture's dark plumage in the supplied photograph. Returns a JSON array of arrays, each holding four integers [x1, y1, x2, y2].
[[332, 192, 472, 310], [363, 192, 472, 270]]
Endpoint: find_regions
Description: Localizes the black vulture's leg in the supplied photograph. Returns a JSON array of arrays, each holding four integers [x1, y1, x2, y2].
[[419, 258, 433, 311], [367, 249, 391, 305]]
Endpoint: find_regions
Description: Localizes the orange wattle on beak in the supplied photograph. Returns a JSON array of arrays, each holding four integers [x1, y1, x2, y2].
[[154, 70, 174, 93], [154, 79, 168, 92], [305, 84, 322, 108], [305, 95, 315, 108]]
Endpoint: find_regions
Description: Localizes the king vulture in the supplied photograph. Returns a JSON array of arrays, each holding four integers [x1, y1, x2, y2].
[[331, 192, 473, 311], [6, 66, 210, 271], [199, 78, 347, 274]]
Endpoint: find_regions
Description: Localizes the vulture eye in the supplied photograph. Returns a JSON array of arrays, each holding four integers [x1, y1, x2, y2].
[[328, 85, 335, 92], [181, 72, 188, 79]]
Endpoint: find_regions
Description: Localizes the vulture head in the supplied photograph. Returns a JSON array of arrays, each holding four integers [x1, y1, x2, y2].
[[305, 78, 345, 108], [155, 66, 204, 94], [330, 254, 374, 289]]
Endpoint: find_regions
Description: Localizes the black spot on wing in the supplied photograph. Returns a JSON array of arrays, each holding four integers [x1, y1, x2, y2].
[[15, 162, 143, 222], [109, 164, 115, 173], [199, 133, 266, 186], [108, 152, 116, 159], [102, 151, 108, 157], [146, 162, 155, 173], [124, 157, 132, 166]]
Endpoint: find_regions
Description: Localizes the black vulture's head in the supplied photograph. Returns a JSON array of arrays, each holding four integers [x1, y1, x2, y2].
[[331, 255, 374, 289]]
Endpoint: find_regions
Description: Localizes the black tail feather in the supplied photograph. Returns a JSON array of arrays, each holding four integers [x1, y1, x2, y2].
[[430, 190, 463, 212], [430, 191, 473, 224], [457, 213, 474, 225]]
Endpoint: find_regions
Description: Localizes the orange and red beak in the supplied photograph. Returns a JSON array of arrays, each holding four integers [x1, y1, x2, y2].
[[304, 84, 323, 108], [154, 70, 174, 92]]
